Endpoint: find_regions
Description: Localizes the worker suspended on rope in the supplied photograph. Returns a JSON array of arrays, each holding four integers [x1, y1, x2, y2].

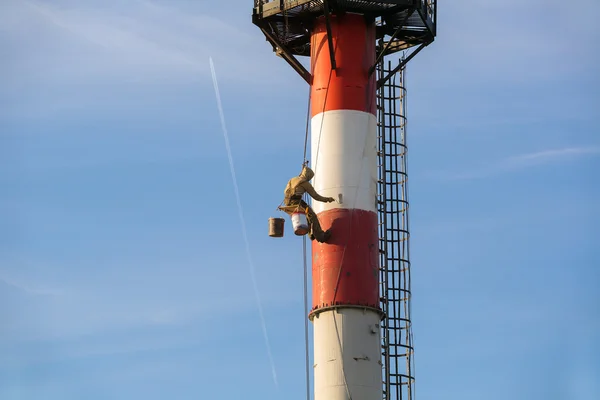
[[282, 164, 335, 243]]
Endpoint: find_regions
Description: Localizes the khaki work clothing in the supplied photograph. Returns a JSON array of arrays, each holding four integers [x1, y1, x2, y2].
[[283, 166, 333, 243]]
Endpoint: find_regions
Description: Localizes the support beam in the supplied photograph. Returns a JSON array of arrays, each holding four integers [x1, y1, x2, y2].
[[260, 27, 312, 85], [376, 41, 430, 89], [323, 0, 337, 70], [417, 6, 435, 39], [258, 0, 313, 18], [369, 9, 414, 76]]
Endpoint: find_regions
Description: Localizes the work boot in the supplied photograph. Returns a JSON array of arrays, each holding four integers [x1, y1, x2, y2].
[[316, 230, 331, 243]]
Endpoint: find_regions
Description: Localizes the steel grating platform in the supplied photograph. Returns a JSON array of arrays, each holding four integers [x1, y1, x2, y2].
[[252, 0, 436, 57]]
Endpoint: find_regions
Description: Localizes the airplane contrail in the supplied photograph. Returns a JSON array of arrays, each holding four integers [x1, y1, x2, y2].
[[209, 56, 279, 389]]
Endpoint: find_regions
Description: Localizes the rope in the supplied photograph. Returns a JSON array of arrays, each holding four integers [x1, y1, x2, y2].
[[300, 30, 338, 400], [303, 83, 311, 163], [308, 52, 380, 400], [300, 23, 382, 400], [320, 62, 379, 307], [305, 23, 337, 173], [302, 228, 311, 400], [299, 19, 383, 400], [300, 60, 314, 399], [300, 28, 356, 400], [327, 76, 377, 400]]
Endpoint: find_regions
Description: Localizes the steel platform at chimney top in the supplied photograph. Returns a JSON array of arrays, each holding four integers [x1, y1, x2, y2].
[[252, 0, 436, 58]]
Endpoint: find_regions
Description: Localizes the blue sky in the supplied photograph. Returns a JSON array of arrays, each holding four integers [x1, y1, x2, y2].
[[1, 0, 599, 399]]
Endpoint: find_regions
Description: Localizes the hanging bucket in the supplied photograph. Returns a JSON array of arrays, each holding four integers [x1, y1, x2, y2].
[[268, 217, 285, 238], [291, 211, 309, 236]]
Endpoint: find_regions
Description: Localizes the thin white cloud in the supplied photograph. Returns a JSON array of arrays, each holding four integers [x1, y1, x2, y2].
[[431, 0, 600, 83], [1, 0, 287, 86], [416, 216, 504, 237], [435, 146, 600, 180], [1, 280, 248, 340], [0, 0, 302, 119], [0, 274, 63, 297], [506, 147, 600, 166], [0, 252, 299, 342], [383, 0, 600, 133]]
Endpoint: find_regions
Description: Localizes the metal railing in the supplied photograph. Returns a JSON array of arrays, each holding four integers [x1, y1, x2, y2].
[[377, 59, 415, 400]]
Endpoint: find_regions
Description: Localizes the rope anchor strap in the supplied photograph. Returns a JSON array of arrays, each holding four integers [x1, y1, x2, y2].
[[278, 204, 306, 215]]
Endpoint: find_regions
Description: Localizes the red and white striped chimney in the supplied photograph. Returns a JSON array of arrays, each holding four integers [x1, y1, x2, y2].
[[309, 13, 382, 400]]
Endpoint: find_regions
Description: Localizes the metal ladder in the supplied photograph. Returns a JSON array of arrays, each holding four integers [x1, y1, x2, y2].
[[377, 59, 415, 400]]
